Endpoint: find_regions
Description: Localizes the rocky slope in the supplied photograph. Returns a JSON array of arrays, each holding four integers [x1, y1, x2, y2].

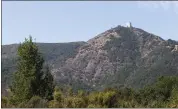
[[2, 25, 178, 93], [52, 26, 178, 91]]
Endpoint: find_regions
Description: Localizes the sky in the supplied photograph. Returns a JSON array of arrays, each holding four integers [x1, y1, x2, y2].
[[2, 1, 178, 45]]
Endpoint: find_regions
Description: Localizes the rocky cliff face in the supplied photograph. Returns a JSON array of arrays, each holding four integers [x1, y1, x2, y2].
[[2, 25, 178, 93]]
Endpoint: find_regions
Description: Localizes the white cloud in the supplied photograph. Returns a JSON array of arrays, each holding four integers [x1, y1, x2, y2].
[[137, 1, 178, 14]]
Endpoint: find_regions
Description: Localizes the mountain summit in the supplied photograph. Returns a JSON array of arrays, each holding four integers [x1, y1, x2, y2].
[[51, 25, 178, 90], [2, 25, 178, 93]]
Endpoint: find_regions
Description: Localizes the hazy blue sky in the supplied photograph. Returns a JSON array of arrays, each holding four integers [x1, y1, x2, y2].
[[2, 1, 178, 44]]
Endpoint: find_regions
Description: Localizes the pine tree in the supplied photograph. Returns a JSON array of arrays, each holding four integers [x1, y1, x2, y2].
[[10, 36, 54, 104]]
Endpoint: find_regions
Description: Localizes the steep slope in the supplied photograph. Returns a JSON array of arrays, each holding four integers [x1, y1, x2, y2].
[[2, 25, 178, 94], [53, 25, 178, 90]]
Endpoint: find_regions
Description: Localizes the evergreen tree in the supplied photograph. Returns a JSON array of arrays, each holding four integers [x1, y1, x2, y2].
[[40, 65, 54, 100], [10, 36, 54, 104]]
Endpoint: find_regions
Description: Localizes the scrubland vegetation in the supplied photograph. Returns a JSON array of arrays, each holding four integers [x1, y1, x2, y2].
[[2, 37, 178, 108]]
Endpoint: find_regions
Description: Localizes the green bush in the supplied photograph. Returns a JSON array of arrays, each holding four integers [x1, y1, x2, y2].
[[2, 96, 9, 108], [24, 96, 47, 108], [48, 100, 62, 108]]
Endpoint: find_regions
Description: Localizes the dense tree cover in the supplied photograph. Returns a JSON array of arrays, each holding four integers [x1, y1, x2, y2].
[[1, 37, 178, 108]]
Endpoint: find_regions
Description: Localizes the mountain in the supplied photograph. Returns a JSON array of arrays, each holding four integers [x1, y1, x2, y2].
[[2, 25, 178, 95], [2, 42, 86, 95]]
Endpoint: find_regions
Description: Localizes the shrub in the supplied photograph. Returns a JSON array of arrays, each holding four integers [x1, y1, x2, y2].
[[24, 96, 47, 108]]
